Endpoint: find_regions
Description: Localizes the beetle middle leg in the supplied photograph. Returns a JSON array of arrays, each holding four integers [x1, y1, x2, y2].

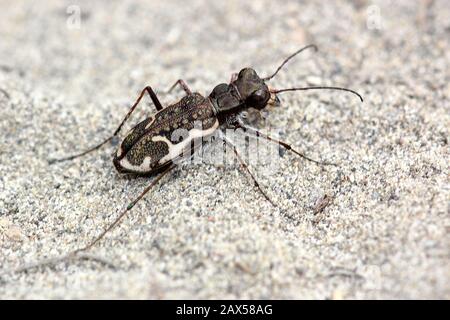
[[74, 163, 176, 253], [166, 79, 192, 95], [220, 133, 277, 208], [49, 86, 163, 163], [234, 120, 337, 166]]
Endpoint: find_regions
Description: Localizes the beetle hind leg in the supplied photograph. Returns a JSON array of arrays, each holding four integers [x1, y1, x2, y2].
[[49, 86, 164, 164], [165, 79, 192, 95], [74, 164, 176, 253]]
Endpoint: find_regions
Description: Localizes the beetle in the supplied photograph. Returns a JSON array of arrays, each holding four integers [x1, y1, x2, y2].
[[50, 44, 363, 253]]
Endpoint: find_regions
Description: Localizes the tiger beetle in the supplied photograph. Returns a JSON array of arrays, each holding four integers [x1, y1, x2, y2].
[[51, 44, 363, 253]]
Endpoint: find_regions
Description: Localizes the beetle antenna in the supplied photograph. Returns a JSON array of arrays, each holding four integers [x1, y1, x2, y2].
[[263, 44, 318, 81], [271, 86, 363, 102]]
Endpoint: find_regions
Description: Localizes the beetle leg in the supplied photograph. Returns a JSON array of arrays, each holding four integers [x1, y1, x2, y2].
[[229, 73, 238, 83], [143, 86, 164, 111], [220, 134, 277, 208], [4, 164, 176, 274], [166, 79, 192, 95], [74, 163, 176, 253], [49, 86, 163, 163], [234, 119, 337, 166]]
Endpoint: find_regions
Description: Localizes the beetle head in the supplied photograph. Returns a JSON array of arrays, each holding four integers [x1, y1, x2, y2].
[[209, 45, 363, 116], [233, 68, 271, 110], [209, 68, 277, 114]]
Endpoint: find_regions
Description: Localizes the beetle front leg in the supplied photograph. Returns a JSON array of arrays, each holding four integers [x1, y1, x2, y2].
[[220, 133, 277, 208], [233, 119, 336, 166], [49, 86, 163, 163]]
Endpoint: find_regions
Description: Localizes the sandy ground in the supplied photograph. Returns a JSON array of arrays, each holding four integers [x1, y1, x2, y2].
[[0, 0, 449, 299]]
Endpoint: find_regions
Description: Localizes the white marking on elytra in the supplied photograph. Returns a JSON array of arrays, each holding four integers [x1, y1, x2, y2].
[[116, 146, 123, 157], [155, 119, 219, 165], [117, 118, 219, 173], [116, 117, 156, 159], [119, 156, 153, 173]]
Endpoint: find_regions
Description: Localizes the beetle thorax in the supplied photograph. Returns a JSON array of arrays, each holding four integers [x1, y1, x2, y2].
[[209, 68, 271, 115]]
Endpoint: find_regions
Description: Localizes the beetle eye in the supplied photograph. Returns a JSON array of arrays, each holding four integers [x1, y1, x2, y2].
[[246, 89, 269, 108], [252, 89, 268, 102], [253, 89, 266, 99]]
